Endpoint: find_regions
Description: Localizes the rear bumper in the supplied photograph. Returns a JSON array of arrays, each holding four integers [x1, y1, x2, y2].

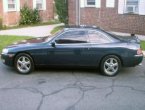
[[133, 55, 144, 65], [123, 54, 143, 67], [1, 54, 14, 67]]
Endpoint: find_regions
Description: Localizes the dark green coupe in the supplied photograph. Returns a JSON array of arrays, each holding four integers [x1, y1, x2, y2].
[[1, 26, 143, 76]]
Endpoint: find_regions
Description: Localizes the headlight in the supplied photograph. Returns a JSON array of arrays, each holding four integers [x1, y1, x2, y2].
[[2, 49, 9, 54]]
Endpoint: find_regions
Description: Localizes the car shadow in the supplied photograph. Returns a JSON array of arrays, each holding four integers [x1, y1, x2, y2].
[[35, 67, 99, 74]]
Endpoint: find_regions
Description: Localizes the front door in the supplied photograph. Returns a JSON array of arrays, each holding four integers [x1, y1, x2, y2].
[[47, 30, 90, 66]]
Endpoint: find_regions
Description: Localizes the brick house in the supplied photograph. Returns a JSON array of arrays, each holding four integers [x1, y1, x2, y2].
[[0, 0, 54, 26], [68, 0, 145, 35]]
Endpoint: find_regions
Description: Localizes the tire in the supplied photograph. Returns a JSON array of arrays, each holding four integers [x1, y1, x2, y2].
[[14, 53, 34, 74], [100, 55, 121, 76]]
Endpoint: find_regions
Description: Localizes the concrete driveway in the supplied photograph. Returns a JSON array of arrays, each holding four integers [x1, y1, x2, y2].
[[0, 59, 145, 110], [0, 24, 63, 37]]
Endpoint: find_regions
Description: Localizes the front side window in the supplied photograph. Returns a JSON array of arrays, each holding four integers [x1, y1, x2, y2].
[[87, 0, 95, 6], [36, 0, 43, 10], [8, 0, 16, 11], [88, 30, 110, 44], [125, 0, 139, 13], [55, 31, 88, 44]]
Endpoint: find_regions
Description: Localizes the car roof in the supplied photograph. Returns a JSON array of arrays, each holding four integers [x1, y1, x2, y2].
[[64, 25, 102, 31]]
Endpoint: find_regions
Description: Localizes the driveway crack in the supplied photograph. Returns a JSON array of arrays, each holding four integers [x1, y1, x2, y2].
[[114, 85, 145, 94], [105, 78, 115, 98]]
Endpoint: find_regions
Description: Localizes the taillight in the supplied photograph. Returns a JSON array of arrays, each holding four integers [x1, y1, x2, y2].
[[137, 48, 143, 55]]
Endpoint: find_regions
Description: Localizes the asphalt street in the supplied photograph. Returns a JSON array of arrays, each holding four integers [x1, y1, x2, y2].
[[0, 59, 145, 110]]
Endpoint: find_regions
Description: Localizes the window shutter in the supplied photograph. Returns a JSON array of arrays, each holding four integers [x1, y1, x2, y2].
[[33, 0, 36, 9], [139, 0, 145, 15], [16, 0, 20, 11], [106, 0, 115, 8], [3, 0, 8, 12], [118, 0, 125, 14], [80, 0, 85, 8], [43, 0, 46, 10], [95, 0, 101, 8]]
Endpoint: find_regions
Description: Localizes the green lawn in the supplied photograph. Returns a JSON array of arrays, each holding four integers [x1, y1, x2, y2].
[[0, 35, 32, 52], [141, 40, 145, 50], [50, 25, 64, 34]]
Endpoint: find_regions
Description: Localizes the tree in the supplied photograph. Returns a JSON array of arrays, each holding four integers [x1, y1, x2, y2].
[[55, 0, 68, 25]]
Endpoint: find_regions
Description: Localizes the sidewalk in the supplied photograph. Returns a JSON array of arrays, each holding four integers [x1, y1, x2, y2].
[[0, 25, 144, 40], [0, 24, 63, 37]]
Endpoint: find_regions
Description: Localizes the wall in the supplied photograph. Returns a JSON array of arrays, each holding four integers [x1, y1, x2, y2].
[[68, 0, 145, 35], [68, 0, 77, 25], [0, 0, 3, 17], [2, 0, 54, 26], [39, 0, 54, 22]]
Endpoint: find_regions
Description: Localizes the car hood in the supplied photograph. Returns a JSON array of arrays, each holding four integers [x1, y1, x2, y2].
[[7, 37, 48, 48]]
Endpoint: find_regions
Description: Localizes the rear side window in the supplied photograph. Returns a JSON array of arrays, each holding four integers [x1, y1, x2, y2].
[[88, 30, 110, 43], [55, 31, 88, 44]]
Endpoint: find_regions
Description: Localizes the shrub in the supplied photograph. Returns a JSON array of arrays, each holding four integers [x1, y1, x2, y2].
[[31, 8, 40, 24], [20, 5, 40, 25], [55, 0, 68, 25]]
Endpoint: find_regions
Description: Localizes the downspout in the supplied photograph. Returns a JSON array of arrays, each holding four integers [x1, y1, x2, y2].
[[98, 8, 101, 28], [78, 0, 80, 25], [75, 0, 80, 25], [75, 0, 77, 25], [75, 0, 78, 25]]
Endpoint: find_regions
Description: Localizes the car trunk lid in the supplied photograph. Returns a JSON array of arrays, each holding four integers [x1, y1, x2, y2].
[[117, 35, 140, 44]]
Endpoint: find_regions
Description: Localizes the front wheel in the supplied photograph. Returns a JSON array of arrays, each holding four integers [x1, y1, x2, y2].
[[14, 53, 34, 74], [100, 55, 121, 76]]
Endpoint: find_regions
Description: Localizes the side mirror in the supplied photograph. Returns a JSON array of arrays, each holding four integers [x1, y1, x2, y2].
[[51, 42, 55, 47]]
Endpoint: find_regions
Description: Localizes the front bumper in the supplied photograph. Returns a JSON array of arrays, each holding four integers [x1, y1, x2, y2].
[[1, 54, 15, 66]]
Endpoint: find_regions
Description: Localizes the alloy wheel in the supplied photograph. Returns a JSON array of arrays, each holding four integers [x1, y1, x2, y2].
[[17, 56, 31, 74], [104, 58, 119, 76]]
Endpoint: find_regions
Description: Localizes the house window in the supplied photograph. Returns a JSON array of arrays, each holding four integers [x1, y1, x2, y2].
[[106, 0, 115, 8], [125, 0, 139, 13], [36, 0, 43, 10], [8, 0, 16, 11], [87, 0, 95, 6]]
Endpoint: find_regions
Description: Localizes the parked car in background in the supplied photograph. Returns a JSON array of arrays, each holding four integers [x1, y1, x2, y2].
[[1, 26, 143, 76]]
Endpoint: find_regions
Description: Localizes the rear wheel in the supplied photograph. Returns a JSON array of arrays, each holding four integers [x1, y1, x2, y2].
[[14, 53, 34, 74], [100, 55, 121, 76]]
